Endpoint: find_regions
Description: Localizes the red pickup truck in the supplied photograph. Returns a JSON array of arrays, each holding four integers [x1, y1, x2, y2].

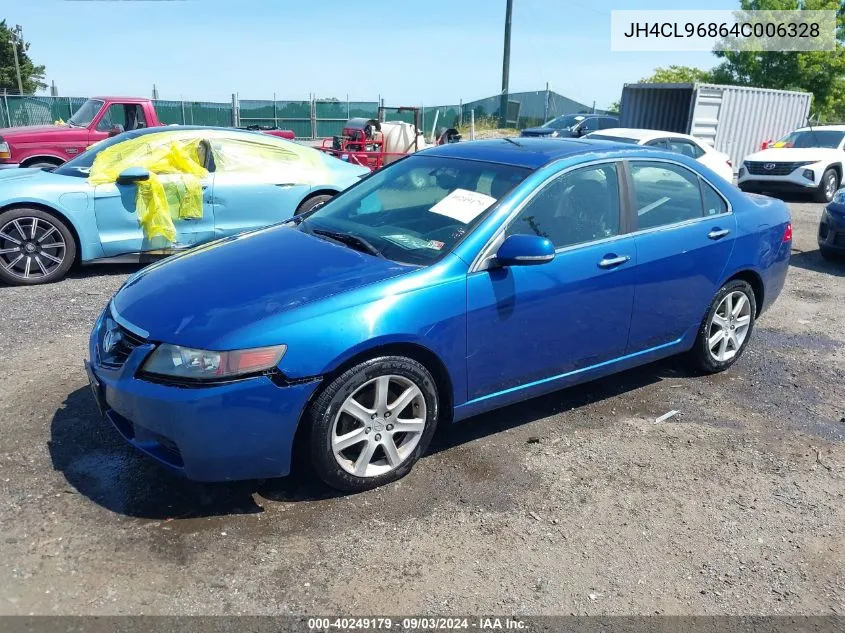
[[0, 96, 295, 170]]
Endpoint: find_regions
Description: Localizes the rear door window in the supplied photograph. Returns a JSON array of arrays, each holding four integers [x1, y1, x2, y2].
[[629, 161, 704, 230]]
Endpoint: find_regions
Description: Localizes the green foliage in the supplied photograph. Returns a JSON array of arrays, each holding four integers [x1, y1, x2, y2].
[[711, 0, 845, 120], [0, 21, 46, 94], [638, 65, 716, 84]]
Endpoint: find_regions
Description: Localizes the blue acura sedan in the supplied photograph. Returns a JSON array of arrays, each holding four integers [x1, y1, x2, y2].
[[86, 138, 792, 492]]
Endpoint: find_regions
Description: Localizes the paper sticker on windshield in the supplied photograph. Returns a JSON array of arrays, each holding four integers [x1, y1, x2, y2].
[[383, 234, 444, 251], [429, 189, 496, 224]]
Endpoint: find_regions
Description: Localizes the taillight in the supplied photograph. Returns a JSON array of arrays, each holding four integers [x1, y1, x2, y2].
[[783, 222, 793, 242]]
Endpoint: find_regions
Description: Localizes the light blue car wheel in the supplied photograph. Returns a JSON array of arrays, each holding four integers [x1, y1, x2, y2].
[[0, 207, 77, 285]]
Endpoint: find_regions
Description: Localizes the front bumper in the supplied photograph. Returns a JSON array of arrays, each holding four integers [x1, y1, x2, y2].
[[819, 205, 845, 253], [737, 179, 817, 194], [737, 163, 821, 193], [86, 309, 321, 482]]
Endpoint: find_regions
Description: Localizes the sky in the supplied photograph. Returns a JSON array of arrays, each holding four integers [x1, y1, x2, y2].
[[5, 0, 739, 110]]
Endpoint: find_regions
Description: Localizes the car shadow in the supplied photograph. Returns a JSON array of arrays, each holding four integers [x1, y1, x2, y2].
[[66, 262, 146, 280], [50, 358, 684, 520], [789, 248, 845, 277]]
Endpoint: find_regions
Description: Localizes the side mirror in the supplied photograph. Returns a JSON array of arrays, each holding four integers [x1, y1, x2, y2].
[[108, 124, 125, 137], [116, 167, 150, 185], [495, 234, 555, 267]]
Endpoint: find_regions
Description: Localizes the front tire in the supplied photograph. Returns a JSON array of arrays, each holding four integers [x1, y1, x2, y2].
[[295, 193, 334, 217], [307, 356, 439, 492], [814, 168, 839, 203], [689, 280, 757, 374], [0, 208, 77, 285]]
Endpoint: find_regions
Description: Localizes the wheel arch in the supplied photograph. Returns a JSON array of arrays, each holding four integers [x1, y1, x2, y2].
[[321, 341, 454, 421], [0, 201, 81, 265], [20, 155, 66, 168], [725, 268, 764, 316]]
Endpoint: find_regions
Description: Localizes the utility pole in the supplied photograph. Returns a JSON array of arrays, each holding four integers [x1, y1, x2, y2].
[[11, 25, 24, 95], [499, 0, 513, 128]]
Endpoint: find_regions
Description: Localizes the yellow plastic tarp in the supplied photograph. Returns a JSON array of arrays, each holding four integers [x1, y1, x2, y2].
[[87, 129, 330, 243], [88, 131, 208, 242]]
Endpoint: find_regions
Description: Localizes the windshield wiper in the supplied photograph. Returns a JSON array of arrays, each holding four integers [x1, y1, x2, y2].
[[503, 137, 522, 147], [312, 228, 384, 258]]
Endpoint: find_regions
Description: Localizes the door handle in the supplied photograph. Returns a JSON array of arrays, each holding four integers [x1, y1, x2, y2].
[[708, 228, 730, 240], [274, 183, 297, 188], [598, 254, 631, 269]]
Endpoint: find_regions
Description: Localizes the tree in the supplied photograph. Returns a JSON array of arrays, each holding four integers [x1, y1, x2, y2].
[[638, 65, 715, 84], [711, 0, 845, 120], [0, 21, 46, 94]]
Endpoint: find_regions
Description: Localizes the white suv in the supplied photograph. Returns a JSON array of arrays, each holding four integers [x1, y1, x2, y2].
[[738, 126, 845, 203]]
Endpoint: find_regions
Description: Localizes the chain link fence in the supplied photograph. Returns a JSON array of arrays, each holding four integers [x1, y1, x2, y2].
[[0, 89, 602, 138]]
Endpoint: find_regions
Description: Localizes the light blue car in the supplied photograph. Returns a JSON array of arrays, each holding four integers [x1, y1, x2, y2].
[[0, 126, 369, 285]]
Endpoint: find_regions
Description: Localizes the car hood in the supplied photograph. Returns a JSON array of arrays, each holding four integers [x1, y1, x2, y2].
[[111, 225, 415, 349], [0, 123, 89, 141], [743, 147, 842, 163]]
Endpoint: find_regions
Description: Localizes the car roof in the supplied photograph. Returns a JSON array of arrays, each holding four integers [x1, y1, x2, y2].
[[794, 125, 845, 132], [590, 128, 670, 141], [112, 125, 284, 142], [419, 137, 646, 169]]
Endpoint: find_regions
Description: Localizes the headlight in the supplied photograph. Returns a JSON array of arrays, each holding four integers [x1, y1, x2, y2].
[[832, 189, 845, 204], [0, 141, 10, 160], [142, 343, 286, 381]]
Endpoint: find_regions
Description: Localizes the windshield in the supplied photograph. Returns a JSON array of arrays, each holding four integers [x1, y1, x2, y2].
[[53, 128, 148, 177], [300, 154, 530, 265], [67, 99, 104, 128], [773, 129, 845, 149], [544, 114, 586, 130]]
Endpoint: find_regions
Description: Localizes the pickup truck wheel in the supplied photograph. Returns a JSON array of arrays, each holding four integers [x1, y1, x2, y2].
[[0, 208, 76, 286], [814, 168, 839, 203], [22, 160, 62, 171]]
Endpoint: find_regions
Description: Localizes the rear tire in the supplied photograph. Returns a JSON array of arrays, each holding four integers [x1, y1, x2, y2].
[[0, 207, 77, 285], [813, 168, 838, 203], [295, 193, 334, 217], [688, 280, 757, 374], [307, 356, 439, 493]]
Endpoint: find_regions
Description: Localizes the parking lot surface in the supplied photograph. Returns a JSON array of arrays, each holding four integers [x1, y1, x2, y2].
[[0, 200, 843, 615]]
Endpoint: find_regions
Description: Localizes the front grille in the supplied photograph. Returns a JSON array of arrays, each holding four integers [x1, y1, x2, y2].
[[744, 161, 804, 176], [100, 322, 147, 369]]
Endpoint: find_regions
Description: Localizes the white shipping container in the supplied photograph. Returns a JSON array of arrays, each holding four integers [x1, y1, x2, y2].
[[620, 83, 813, 174]]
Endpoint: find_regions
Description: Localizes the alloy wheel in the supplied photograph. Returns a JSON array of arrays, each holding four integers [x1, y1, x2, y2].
[[708, 290, 752, 363], [825, 173, 837, 199], [0, 217, 66, 281], [331, 375, 427, 478]]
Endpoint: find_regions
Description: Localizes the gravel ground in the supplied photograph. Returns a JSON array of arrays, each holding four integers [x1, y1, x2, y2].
[[0, 200, 843, 616]]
